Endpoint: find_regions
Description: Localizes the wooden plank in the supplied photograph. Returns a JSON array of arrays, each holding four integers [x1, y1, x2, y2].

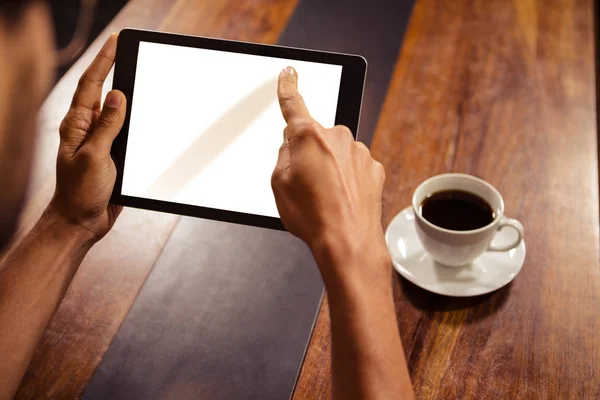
[[292, 296, 332, 400], [295, 0, 600, 398], [14, 0, 298, 398], [275, 0, 415, 146]]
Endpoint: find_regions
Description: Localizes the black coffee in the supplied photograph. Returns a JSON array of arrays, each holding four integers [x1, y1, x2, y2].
[[420, 190, 495, 231]]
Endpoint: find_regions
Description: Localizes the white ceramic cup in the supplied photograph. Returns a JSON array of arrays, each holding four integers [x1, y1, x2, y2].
[[412, 173, 524, 267]]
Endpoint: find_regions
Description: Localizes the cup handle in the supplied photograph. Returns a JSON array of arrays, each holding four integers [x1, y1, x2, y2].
[[487, 216, 524, 252]]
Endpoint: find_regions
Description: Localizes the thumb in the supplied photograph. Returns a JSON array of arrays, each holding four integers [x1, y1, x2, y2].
[[87, 90, 126, 153]]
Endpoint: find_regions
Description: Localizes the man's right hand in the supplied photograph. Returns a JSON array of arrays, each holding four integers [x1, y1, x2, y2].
[[271, 66, 389, 285]]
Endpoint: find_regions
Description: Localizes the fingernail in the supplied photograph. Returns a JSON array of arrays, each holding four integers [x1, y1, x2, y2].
[[105, 91, 121, 108], [283, 66, 296, 76]]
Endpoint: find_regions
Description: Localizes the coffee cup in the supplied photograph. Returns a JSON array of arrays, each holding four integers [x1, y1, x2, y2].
[[412, 173, 524, 267]]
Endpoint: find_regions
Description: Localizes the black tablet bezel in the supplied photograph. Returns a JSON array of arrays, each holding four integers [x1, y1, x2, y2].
[[110, 28, 367, 231]]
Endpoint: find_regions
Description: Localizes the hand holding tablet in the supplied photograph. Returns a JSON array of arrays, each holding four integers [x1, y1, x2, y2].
[[110, 29, 367, 230]]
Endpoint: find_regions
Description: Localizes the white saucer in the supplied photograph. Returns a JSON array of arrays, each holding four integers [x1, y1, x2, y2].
[[384, 207, 526, 297]]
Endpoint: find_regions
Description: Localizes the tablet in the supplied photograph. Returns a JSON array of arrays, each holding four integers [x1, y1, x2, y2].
[[111, 29, 367, 230]]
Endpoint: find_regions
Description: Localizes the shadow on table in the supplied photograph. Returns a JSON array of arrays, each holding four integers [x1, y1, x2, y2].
[[397, 276, 511, 324]]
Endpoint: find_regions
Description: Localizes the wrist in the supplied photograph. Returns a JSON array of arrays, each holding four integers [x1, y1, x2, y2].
[[38, 205, 97, 249], [311, 229, 392, 291], [313, 233, 395, 320]]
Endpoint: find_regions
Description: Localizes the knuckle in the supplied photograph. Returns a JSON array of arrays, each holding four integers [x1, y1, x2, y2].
[[355, 141, 370, 153], [271, 166, 289, 190], [278, 140, 290, 155], [279, 73, 296, 86], [95, 111, 120, 129], [374, 161, 386, 179], [330, 125, 354, 144], [77, 73, 103, 90], [279, 91, 303, 108], [292, 120, 320, 138], [286, 171, 299, 187], [287, 167, 305, 186], [271, 169, 282, 188], [283, 126, 294, 140], [60, 109, 90, 136], [337, 125, 354, 139], [75, 146, 97, 166], [96, 52, 115, 64], [58, 119, 69, 137]]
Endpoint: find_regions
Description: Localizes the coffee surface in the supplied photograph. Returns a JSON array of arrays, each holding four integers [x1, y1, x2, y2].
[[420, 190, 495, 231]]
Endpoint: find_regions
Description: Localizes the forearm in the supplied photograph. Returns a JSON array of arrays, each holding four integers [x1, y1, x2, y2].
[[0, 207, 93, 400], [314, 236, 414, 400]]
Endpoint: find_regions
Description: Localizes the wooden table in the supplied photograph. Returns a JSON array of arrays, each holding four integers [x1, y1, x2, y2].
[[10, 0, 599, 398]]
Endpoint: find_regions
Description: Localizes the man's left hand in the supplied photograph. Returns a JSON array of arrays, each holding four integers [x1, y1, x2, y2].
[[48, 33, 126, 243]]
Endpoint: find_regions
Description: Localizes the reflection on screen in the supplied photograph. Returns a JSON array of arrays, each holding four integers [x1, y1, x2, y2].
[[121, 41, 343, 218]]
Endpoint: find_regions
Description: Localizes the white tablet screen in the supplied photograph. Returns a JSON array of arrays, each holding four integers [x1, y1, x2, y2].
[[121, 41, 343, 218]]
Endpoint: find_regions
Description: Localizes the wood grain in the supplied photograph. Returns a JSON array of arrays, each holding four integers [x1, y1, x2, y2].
[[297, 0, 600, 399], [14, 0, 298, 399], [292, 296, 332, 400]]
